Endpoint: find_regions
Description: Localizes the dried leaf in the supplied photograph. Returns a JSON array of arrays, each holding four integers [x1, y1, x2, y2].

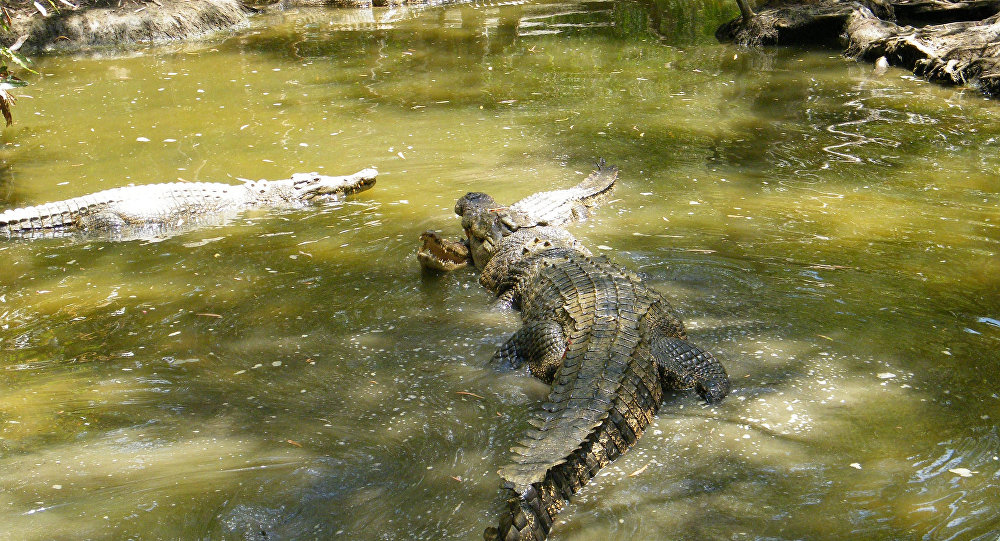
[[629, 461, 651, 477], [456, 391, 485, 399], [33, 1, 48, 17]]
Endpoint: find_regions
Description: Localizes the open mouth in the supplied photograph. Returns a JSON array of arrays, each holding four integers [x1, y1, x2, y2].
[[417, 231, 471, 271], [345, 176, 377, 195]]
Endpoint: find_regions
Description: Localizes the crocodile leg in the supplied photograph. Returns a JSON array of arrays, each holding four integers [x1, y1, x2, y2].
[[650, 336, 730, 404], [491, 288, 520, 311], [76, 211, 127, 232], [491, 319, 566, 383]]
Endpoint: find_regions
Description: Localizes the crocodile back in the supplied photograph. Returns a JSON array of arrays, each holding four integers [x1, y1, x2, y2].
[[497, 251, 660, 491], [0, 181, 257, 235], [503, 162, 618, 229]]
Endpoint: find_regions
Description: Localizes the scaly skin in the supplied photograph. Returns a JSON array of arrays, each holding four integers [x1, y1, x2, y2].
[[499, 159, 617, 231], [419, 162, 730, 541], [0, 168, 377, 239], [476, 228, 729, 541], [416, 161, 615, 271]]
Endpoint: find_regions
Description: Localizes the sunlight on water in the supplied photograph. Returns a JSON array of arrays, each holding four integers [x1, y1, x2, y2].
[[0, 1, 998, 539]]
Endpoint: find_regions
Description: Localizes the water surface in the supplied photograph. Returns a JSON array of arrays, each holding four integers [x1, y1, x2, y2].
[[1, 1, 998, 539]]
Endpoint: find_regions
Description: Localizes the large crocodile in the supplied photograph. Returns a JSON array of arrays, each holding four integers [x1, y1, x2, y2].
[[0, 168, 377, 239], [419, 162, 731, 541]]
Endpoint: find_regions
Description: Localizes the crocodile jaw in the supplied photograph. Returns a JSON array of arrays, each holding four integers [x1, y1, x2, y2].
[[417, 230, 471, 271], [295, 168, 378, 201]]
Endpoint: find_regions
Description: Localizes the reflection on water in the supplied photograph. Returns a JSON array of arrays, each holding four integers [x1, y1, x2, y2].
[[1, 0, 998, 539]]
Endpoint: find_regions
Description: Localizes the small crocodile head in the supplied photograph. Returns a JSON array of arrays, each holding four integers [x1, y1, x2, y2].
[[417, 230, 471, 271], [294, 168, 378, 201], [455, 192, 511, 268]]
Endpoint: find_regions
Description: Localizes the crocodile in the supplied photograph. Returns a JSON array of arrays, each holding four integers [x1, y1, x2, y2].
[[418, 162, 731, 541], [0, 168, 377, 239]]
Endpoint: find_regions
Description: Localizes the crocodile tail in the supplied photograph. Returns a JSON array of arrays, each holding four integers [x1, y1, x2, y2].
[[574, 159, 618, 196], [484, 482, 557, 541], [487, 398, 654, 540]]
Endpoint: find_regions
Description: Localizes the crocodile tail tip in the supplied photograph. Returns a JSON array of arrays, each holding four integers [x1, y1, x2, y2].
[[594, 157, 619, 174], [487, 480, 555, 541], [591, 158, 617, 178]]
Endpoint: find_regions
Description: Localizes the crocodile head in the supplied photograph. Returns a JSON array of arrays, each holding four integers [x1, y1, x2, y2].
[[293, 168, 378, 201], [455, 192, 512, 268]]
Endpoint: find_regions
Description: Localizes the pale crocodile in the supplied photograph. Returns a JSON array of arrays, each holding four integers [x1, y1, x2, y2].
[[418, 162, 731, 541], [0, 168, 377, 239]]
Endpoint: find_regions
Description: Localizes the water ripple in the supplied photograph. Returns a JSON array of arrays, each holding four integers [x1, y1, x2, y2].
[[820, 98, 901, 168]]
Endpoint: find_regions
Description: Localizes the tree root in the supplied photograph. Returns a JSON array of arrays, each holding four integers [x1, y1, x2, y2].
[[847, 9, 1000, 95], [718, 0, 1000, 97], [716, 1, 894, 46]]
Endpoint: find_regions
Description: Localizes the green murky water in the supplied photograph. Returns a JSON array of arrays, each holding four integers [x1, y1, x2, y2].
[[1, 1, 998, 539]]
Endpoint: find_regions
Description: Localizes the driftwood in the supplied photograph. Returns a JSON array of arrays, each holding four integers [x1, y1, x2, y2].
[[718, 0, 1000, 97]]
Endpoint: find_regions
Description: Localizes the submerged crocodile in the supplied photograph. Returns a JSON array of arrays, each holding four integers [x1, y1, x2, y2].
[[0, 168, 377, 239], [419, 162, 731, 541]]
